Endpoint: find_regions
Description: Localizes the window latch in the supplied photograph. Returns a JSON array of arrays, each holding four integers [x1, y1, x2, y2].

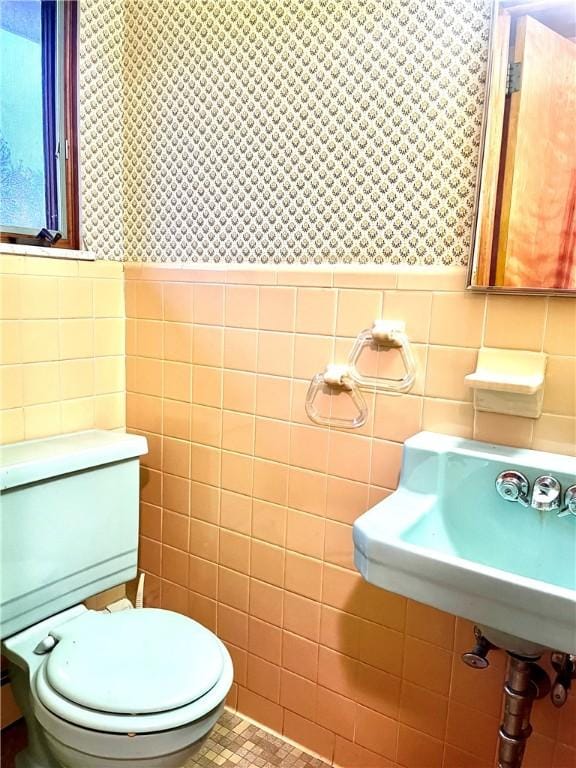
[[36, 228, 62, 245]]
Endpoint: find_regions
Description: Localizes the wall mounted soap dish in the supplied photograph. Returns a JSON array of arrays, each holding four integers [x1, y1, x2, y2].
[[465, 348, 547, 419]]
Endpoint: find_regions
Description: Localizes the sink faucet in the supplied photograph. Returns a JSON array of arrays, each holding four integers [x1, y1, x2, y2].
[[495, 471, 530, 506], [559, 486, 576, 518], [530, 475, 561, 511], [496, 471, 576, 517]]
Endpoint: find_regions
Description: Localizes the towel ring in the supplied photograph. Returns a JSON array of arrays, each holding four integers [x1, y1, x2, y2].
[[305, 364, 368, 429], [348, 320, 416, 393]]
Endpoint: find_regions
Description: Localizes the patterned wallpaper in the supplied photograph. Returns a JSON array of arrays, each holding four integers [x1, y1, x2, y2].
[[80, 0, 492, 265], [79, 0, 126, 260]]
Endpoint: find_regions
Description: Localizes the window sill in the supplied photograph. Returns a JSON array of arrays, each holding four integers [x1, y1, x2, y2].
[[0, 243, 95, 261]]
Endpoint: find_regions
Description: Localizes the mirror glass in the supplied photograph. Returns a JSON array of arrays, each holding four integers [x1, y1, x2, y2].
[[469, 0, 576, 293]]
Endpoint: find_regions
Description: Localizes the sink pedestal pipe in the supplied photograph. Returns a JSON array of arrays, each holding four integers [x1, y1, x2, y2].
[[462, 628, 575, 768], [498, 653, 549, 768]]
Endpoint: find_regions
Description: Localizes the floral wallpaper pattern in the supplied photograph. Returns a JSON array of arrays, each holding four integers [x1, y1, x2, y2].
[[81, 0, 492, 265]]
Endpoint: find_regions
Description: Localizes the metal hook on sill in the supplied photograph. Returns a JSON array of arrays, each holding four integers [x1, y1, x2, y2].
[[305, 364, 368, 429]]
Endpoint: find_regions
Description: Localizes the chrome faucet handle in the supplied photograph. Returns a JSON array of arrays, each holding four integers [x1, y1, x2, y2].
[[531, 475, 561, 512], [496, 471, 530, 506], [557, 485, 576, 518]]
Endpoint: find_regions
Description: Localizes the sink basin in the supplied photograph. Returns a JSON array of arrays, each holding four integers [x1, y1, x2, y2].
[[353, 432, 576, 654]]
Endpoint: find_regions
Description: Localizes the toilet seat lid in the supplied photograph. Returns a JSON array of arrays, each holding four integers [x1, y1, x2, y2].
[[44, 608, 225, 714]]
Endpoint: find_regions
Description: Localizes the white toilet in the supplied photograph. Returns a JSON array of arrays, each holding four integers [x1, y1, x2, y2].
[[0, 430, 233, 768]]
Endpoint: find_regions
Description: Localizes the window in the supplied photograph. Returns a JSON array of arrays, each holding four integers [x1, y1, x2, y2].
[[0, 0, 79, 249]]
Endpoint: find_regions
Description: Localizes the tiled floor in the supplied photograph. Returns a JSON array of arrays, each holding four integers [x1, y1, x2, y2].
[[188, 710, 330, 768], [1, 710, 330, 768]]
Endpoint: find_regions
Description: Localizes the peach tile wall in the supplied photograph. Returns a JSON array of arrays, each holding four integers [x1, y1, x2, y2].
[[0, 254, 125, 445], [125, 264, 576, 768]]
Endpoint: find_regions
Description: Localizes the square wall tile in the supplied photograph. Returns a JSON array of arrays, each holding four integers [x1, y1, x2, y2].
[[255, 417, 290, 463], [20, 276, 59, 319], [162, 437, 191, 478], [221, 490, 252, 535], [399, 681, 448, 740], [425, 346, 477, 402], [286, 508, 325, 560], [93, 278, 123, 318], [1, 366, 24, 410], [295, 288, 337, 335], [484, 295, 547, 351], [250, 578, 284, 627], [222, 410, 255, 454], [219, 529, 251, 574], [545, 298, 576, 356], [193, 284, 224, 325], [429, 293, 485, 348], [223, 328, 258, 371], [192, 325, 223, 367], [136, 281, 163, 320], [336, 289, 383, 337], [252, 499, 286, 547], [221, 451, 254, 496], [192, 366, 222, 409], [225, 285, 258, 328], [283, 630, 319, 681], [23, 363, 59, 406], [287, 467, 327, 517], [257, 331, 294, 377], [21, 321, 59, 363], [256, 375, 292, 421], [422, 398, 474, 439], [543, 357, 576, 417], [383, 290, 432, 343], [285, 551, 323, 601], [163, 283, 193, 323], [164, 361, 191, 402], [474, 412, 533, 449], [249, 617, 282, 665], [293, 334, 334, 380], [0, 274, 21, 320], [259, 287, 296, 332], [373, 394, 422, 443], [283, 711, 334, 762], [163, 322, 192, 363], [223, 370, 256, 413], [328, 432, 371, 484], [59, 277, 93, 318], [250, 539, 285, 588]]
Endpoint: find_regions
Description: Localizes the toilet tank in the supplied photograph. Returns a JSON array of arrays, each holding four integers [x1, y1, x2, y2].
[[0, 430, 148, 639]]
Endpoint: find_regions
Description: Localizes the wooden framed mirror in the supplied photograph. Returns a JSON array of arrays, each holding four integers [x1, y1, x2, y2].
[[468, 0, 576, 294]]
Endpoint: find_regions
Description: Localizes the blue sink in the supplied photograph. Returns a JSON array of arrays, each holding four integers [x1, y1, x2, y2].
[[353, 432, 576, 653]]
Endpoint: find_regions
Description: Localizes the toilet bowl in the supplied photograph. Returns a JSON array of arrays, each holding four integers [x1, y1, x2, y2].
[[4, 605, 233, 768]]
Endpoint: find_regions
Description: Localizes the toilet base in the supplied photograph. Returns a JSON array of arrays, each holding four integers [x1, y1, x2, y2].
[[33, 699, 224, 768], [15, 747, 58, 768], [8, 663, 61, 768], [15, 716, 217, 768], [43, 730, 212, 768], [13, 691, 224, 768]]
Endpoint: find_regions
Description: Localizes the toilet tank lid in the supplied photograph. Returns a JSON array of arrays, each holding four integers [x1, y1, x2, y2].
[[0, 430, 148, 491]]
